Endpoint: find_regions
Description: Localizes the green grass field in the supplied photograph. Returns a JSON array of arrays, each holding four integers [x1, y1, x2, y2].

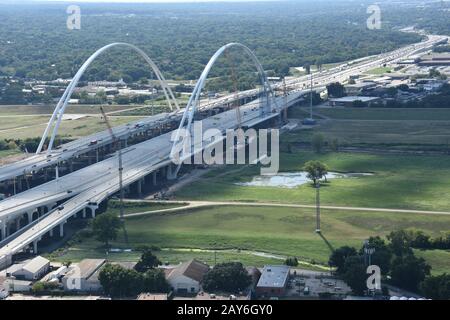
[[414, 249, 450, 275], [365, 66, 392, 75], [289, 107, 450, 150], [314, 108, 450, 121], [0, 115, 143, 140], [306, 120, 450, 148], [0, 115, 50, 132], [0, 149, 21, 158], [51, 204, 450, 274], [174, 152, 450, 212], [0, 104, 143, 116]]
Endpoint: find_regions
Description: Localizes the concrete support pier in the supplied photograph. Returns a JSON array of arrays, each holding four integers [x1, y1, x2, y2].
[[59, 222, 65, 237], [0, 222, 6, 241], [137, 179, 143, 197], [88, 205, 98, 218], [152, 171, 157, 186]]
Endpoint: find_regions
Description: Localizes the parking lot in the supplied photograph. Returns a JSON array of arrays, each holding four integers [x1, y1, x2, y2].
[[285, 271, 352, 299]]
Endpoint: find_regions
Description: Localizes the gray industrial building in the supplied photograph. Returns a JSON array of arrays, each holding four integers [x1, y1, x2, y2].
[[255, 265, 290, 298], [329, 96, 381, 107], [418, 53, 450, 66], [10, 256, 50, 281]]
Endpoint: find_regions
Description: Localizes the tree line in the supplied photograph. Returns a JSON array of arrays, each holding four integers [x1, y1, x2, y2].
[[0, 1, 423, 84], [329, 229, 450, 299]]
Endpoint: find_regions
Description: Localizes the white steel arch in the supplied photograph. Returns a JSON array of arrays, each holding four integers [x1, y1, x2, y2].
[[170, 42, 277, 163], [37, 42, 179, 154]]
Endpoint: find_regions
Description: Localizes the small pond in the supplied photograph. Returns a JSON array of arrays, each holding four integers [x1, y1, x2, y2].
[[235, 171, 373, 188]]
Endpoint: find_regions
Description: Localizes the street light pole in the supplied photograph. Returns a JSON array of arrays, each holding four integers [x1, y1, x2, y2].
[[310, 72, 313, 120], [315, 180, 321, 233], [118, 141, 125, 225], [99, 106, 128, 245]]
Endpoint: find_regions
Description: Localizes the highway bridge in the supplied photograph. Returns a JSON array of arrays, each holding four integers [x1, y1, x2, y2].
[[0, 34, 444, 189], [0, 34, 447, 269]]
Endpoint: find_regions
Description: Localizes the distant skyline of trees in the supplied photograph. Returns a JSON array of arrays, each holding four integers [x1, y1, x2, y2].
[[0, 1, 426, 85]]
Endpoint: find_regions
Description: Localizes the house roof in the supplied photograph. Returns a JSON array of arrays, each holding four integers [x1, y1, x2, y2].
[[137, 293, 168, 300], [22, 256, 49, 274], [345, 82, 377, 89], [256, 265, 290, 289], [167, 259, 209, 283], [5, 263, 24, 276], [65, 259, 106, 280]]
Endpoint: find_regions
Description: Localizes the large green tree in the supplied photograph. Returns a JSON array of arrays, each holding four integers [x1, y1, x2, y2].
[[143, 269, 170, 293], [303, 160, 329, 186], [387, 230, 414, 256], [134, 249, 161, 273], [326, 82, 345, 98], [390, 254, 431, 292], [92, 213, 123, 248], [99, 264, 144, 298], [202, 262, 251, 293], [420, 273, 450, 300], [342, 256, 367, 295], [359, 236, 393, 275], [99, 263, 169, 298], [329, 246, 358, 274]]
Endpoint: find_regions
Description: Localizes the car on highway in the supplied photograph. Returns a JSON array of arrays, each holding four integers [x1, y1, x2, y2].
[[303, 286, 310, 295], [89, 140, 98, 146]]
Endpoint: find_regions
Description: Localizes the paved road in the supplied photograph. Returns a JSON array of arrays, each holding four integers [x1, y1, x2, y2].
[[0, 112, 172, 183], [121, 200, 450, 218]]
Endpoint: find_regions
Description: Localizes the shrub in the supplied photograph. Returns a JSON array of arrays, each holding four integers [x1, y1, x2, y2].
[[285, 257, 299, 267]]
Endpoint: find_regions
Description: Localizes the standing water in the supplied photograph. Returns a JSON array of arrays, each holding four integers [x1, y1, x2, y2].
[[236, 171, 373, 188]]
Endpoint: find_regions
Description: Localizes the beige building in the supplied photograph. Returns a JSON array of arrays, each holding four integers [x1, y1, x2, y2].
[[62, 259, 106, 292], [11, 256, 50, 281], [167, 259, 210, 295]]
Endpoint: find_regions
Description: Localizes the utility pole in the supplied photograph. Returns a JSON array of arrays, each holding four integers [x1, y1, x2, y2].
[[99, 106, 128, 245], [282, 77, 288, 123], [363, 240, 375, 266], [213, 242, 217, 266], [315, 179, 321, 233], [310, 72, 313, 120]]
